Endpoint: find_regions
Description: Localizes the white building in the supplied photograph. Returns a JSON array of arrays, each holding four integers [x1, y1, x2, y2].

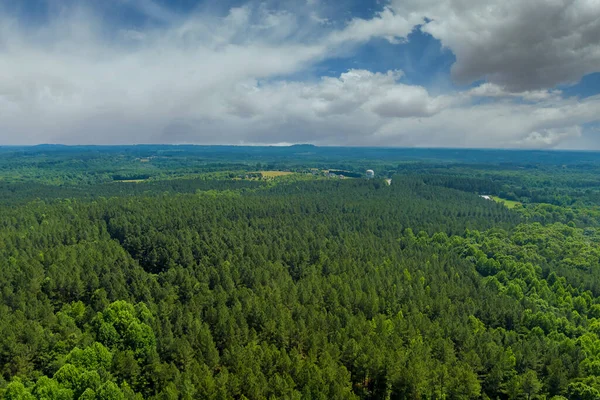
[[366, 169, 375, 179]]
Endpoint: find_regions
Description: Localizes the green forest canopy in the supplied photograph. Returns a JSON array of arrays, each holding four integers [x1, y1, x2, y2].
[[2, 146, 600, 399]]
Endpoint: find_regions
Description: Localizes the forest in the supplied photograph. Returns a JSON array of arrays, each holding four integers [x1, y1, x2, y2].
[[2, 145, 600, 399]]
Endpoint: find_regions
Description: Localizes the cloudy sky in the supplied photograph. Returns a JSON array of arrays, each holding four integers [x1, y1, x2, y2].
[[1, 0, 600, 148]]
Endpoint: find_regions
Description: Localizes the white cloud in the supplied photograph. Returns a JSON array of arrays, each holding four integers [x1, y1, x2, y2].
[[518, 127, 583, 147], [391, 0, 600, 90], [0, 0, 599, 148], [467, 83, 563, 102], [158, 71, 600, 149], [327, 7, 422, 45]]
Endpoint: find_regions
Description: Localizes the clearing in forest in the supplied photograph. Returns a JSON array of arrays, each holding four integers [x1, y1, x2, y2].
[[491, 196, 521, 209], [259, 171, 295, 178]]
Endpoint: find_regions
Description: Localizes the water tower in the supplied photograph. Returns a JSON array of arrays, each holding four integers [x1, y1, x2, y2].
[[366, 169, 375, 179]]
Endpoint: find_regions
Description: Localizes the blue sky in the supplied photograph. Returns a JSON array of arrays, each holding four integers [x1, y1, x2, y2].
[[1, 0, 599, 148]]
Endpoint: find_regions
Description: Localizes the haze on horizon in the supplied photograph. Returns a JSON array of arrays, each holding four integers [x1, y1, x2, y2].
[[1, 0, 600, 149]]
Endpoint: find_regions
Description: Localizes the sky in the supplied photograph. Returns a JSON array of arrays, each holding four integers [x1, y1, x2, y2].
[[1, 0, 600, 148]]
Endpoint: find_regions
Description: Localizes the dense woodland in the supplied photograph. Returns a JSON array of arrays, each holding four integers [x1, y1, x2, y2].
[[3, 146, 600, 399]]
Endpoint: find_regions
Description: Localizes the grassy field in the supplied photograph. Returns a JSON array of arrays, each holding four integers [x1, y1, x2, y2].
[[259, 171, 295, 178], [491, 196, 521, 209], [115, 179, 147, 183]]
